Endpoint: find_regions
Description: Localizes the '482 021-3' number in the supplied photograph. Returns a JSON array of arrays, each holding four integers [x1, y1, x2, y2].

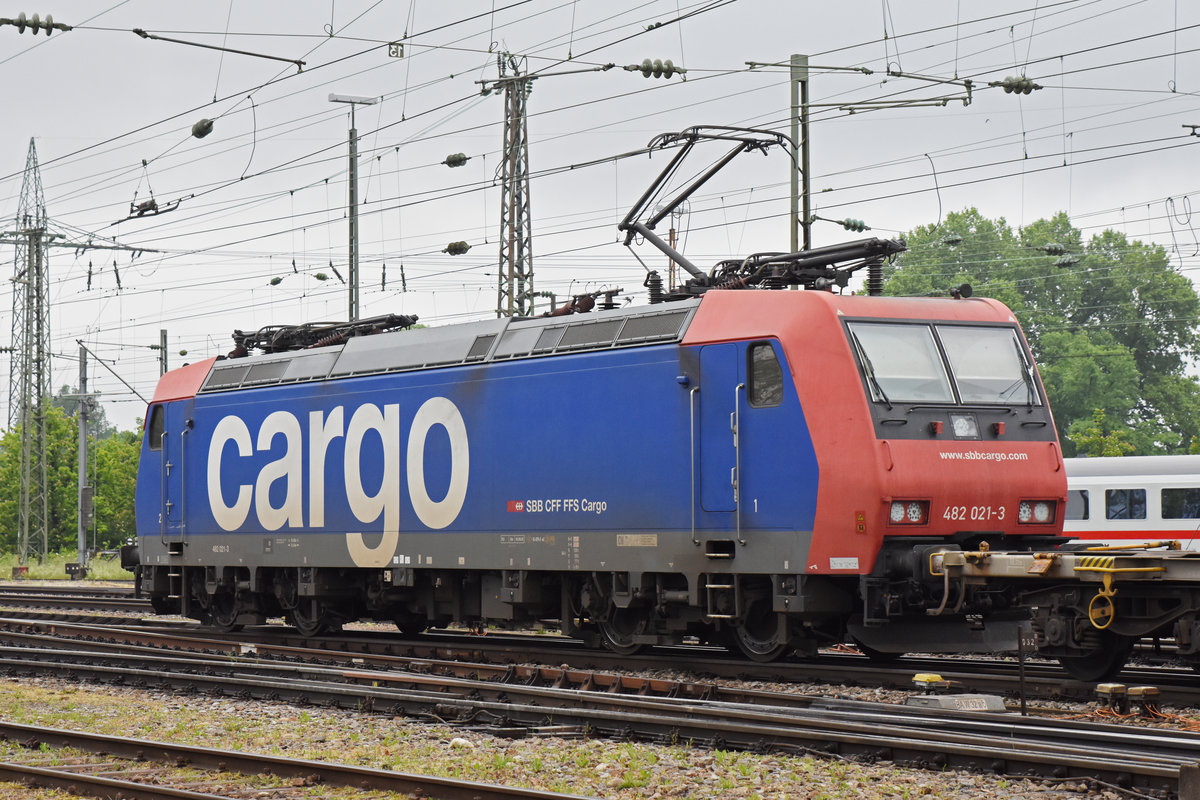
[[943, 505, 1006, 522]]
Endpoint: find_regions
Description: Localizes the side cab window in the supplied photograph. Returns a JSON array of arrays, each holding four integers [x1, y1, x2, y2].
[[748, 341, 783, 408], [147, 405, 165, 451]]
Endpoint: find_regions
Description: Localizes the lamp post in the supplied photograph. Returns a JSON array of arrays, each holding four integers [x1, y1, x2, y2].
[[329, 93, 379, 322]]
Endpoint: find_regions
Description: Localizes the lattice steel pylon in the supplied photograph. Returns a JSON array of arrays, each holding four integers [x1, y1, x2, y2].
[[496, 54, 534, 317], [9, 138, 51, 565]]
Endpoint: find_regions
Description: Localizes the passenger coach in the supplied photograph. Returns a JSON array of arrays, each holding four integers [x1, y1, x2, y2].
[[1065, 455, 1200, 547]]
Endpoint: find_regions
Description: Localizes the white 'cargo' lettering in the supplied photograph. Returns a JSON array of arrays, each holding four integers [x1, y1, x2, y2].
[[207, 416, 253, 531], [254, 411, 304, 531], [204, 399, 469, 558], [407, 397, 470, 530]]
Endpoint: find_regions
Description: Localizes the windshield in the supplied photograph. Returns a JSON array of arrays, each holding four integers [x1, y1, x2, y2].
[[847, 321, 1038, 406], [938, 325, 1039, 405], [846, 322, 954, 403]]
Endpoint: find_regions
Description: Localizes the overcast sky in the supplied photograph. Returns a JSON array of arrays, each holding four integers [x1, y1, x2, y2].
[[1, 0, 1198, 430]]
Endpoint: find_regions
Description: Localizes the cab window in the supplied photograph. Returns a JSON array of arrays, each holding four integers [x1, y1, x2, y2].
[[747, 342, 783, 408], [147, 405, 165, 451], [846, 322, 955, 404]]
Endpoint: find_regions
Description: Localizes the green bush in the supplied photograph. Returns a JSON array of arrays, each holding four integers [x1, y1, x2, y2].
[[0, 549, 131, 581]]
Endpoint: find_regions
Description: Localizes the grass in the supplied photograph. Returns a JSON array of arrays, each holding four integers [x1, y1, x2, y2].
[[0, 679, 1060, 800], [0, 549, 132, 582]]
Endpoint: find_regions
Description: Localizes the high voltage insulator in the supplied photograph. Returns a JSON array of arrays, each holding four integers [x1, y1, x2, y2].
[[1037, 242, 1066, 255], [624, 58, 685, 79], [941, 232, 964, 246], [841, 218, 869, 232], [1, 12, 71, 34], [1054, 255, 1080, 267], [991, 75, 1041, 95], [191, 118, 214, 139], [269, 276, 283, 286], [443, 153, 470, 168], [314, 272, 329, 281], [444, 241, 471, 255]]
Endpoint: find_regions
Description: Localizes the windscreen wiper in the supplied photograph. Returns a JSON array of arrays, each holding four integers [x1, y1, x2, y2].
[[849, 328, 892, 410], [1012, 336, 1037, 410]]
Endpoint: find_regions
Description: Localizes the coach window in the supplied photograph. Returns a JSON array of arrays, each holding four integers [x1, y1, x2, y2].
[[1162, 487, 1200, 519], [147, 405, 164, 452], [748, 342, 783, 408], [1065, 489, 1089, 521], [1105, 488, 1146, 520]]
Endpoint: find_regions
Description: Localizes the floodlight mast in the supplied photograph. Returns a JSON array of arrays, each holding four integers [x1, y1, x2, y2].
[[329, 93, 379, 322]]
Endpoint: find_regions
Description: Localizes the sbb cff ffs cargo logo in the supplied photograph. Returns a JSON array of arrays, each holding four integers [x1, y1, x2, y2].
[[204, 397, 469, 567]]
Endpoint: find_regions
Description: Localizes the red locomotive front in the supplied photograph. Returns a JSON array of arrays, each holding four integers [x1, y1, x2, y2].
[[685, 289, 1067, 655]]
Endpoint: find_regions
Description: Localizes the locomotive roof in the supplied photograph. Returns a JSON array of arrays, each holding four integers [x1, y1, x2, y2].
[[196, 298, 701, 395]]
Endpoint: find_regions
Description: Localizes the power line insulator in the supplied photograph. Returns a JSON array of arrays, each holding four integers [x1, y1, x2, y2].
[[444, 241, 471, 256], [192, 118, 214, 139], [1039, 242, 1066, 255], [4, 12, 67, 34], [633, 58, 684, 79], [269, 276, 283, 286], [443, 153, 470, 168], [1054, 255, 1080, 267], [842, 218, 868, 232], [313, 272, 329, 281], [993, 75, 1041, 95]]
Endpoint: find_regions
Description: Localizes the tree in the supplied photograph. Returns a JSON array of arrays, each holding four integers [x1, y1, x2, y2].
[[52, 384, 116, 439], [1068, 409, 1135, 458], [887, 209, 1200, 455], [0, 405, 140, 553]]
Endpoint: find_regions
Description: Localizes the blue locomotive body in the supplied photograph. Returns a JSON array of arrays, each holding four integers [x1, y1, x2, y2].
[[136, 332, 818, 558]]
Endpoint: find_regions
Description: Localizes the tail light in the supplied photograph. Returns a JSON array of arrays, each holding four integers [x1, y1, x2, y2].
[[1018, 500, 1055, 524], [889, 500, 929, 525]]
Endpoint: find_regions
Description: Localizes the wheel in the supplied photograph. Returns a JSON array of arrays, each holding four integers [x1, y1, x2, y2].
[[393, 616, 427, 637], [1058, 634, 1134, 682], [208, 591, 243, 633], [598, 606, 646, 655], [287, 599, 341, 637], [730, 605, 791, 662]]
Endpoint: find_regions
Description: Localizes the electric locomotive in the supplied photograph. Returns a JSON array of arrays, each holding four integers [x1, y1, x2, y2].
[[125, 127, 1069, 661]]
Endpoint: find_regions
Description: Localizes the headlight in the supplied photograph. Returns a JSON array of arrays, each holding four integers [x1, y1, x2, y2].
[[1018, 500, 1055, 524], [888, 500, 928, 525]]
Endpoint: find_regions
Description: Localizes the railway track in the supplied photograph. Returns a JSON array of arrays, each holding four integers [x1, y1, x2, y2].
[[1, 585, 1200, 710], [0, 719, 593, 800], [0, 584, 149, 615], [0, 620, 1194, 796]]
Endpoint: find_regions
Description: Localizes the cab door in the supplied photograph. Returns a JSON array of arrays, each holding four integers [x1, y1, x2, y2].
[[699, 344, 739, 514], [155, 404, 185, 549]]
